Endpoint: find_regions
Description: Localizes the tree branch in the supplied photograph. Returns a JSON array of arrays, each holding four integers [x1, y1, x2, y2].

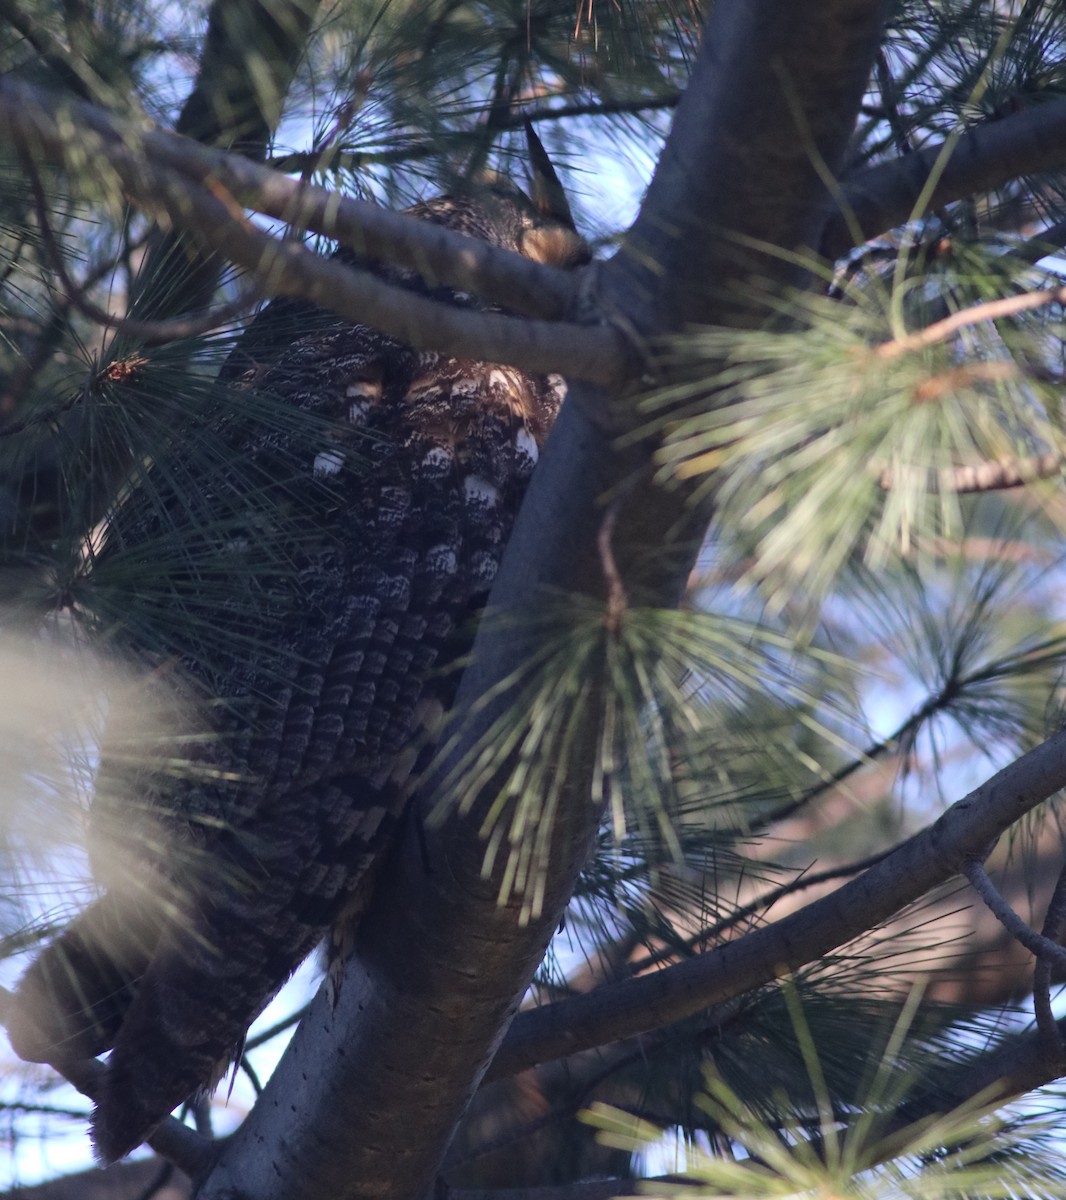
[[822, 96, 1066, 258], [0, 88, 625, 384], [962, 857, 1066, 973], [490, 728, 1066, 1079], [0, 77, 579, 324], [875, 285, 1066, 357], [1033, 859, 1066, 1047], [878, 451, 1065, 494]]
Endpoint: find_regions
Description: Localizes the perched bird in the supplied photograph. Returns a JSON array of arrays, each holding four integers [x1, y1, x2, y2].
[[8, 141, 588, 1162]]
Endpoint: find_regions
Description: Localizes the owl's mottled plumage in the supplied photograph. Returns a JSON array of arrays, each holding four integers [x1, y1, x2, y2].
[[9, 185, 587, 1161]]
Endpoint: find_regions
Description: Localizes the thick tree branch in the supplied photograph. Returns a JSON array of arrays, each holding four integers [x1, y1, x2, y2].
[[822, 97, 1066, 258], [489, 728, 1066, 1079], [0, 77, 579, 324], [0, 88, 625, 384], [197, 5, 890, 1200]]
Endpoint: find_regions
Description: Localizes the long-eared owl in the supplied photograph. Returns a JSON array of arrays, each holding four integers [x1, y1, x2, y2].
[[8, 145, 588, 1163]]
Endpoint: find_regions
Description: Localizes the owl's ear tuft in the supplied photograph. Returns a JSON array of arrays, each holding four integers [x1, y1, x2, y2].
[[520, 224, 591, 269], [525, 120, 576, 230]]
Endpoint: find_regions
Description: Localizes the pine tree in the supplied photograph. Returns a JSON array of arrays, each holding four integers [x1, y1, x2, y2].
[[5, 2, 1066, 1198]]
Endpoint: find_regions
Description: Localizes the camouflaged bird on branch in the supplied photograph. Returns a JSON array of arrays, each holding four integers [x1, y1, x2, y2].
[[8, 140, 589, 1163]]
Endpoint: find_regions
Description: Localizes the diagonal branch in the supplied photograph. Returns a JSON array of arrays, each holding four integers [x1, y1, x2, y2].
[[0, 77, 579, 324], [874, 285, 1066, 357], [0, 90, 626, 384], [822, 96, 1066, 258], [490, 728, 1066, 1079]]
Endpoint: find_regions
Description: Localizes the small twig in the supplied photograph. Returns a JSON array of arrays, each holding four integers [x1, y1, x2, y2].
[[597, 497, 628, 634], [520, 93, 681, 124], [0, 1099, 91, 1118], [240, 1055, 263, 1097], [908, 360, 1021, 402], [963, 856, 1066, 975], [244, 1003, 310, 1051], [875, 286, 1066, 359], [752, 698, 934, 831], [191, 1096, 214, 1139], [878, 450, 1065, 495], [1033, 858, 1066, 1050]]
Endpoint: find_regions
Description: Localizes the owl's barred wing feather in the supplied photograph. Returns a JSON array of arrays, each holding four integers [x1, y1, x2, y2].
[[90, 344, 558, 1161], [9, 186, 586, 1163]]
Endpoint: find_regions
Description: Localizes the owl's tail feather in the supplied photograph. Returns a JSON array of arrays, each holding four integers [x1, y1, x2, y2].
[[88, 900, 324, 1164], [8, 893, 160, 1064], [90, 964, 232, 1163]]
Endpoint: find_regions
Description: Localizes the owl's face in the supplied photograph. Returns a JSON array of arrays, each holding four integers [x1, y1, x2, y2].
[[409, 190, 591, 271]]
